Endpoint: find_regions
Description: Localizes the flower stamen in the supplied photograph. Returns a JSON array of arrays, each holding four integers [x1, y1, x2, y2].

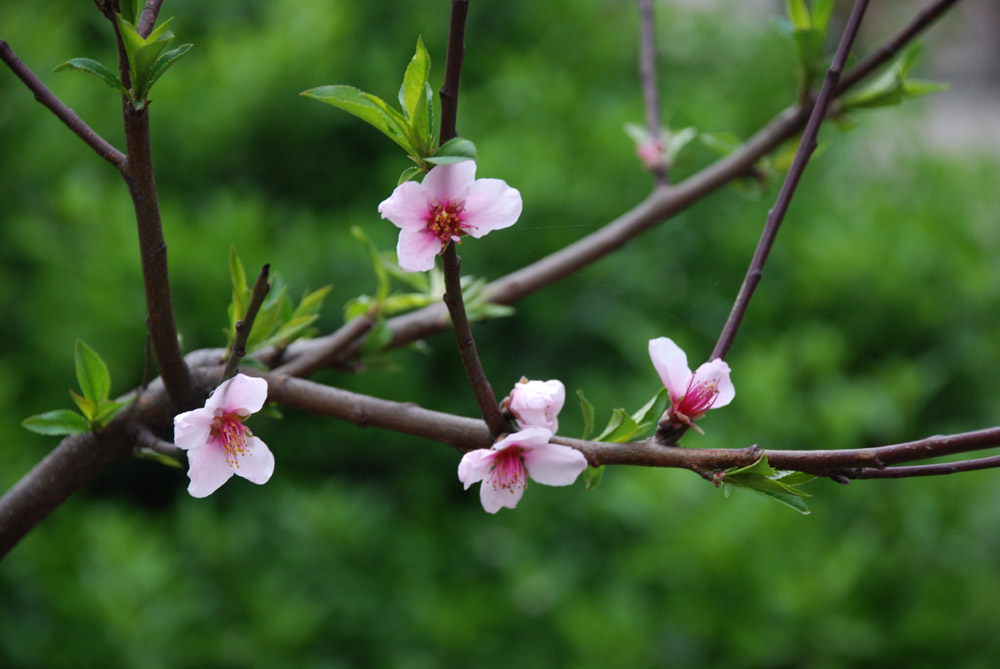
[[428, 197, 467, 246], [211, 411, 252, 468]]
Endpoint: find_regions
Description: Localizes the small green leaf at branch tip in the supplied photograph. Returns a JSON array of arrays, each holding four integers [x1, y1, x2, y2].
[[54, 58, 128, 96], [135, 448, 184, 469], [114, 14, 190, 107], [425, 137, 477, 166], [75, 339, 111, 404], [576, 389, 595, 440], [583, 466, 605, 491], [22, 410, 91, 436], [399, 36, 434, 147]]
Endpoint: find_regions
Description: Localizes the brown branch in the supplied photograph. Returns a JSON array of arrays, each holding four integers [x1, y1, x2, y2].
[[137, 0, 165, 38], [441, 243, 508, 436], [844, 454, 1000, 479], [220, 264, 271, 384], [273, 315, 376, 378], [711, 0, 869, 363], [438, 0, 469, 144], [0, 39, 126, 170], [121, 105, 192, 409], [638, 0, 667, 185]]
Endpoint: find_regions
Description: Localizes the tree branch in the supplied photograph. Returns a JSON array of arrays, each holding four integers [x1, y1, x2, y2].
[[220, 264, 271, 384], [0, 39, 126, 170], [273, 315, 376, 379], [637, 0, 667, 184], [711, 0, 869, 362], [844, 453, 1000, 479], [438, 0, 469, 144], [137, 0, 165, 38]]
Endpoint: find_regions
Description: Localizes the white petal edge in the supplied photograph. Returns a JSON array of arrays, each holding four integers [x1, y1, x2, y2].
[[479, 475, 525, 514], [185, 445, 235, 498], [378, 181, 434, 231], [691, 358, 735, 409], [396, 228, 441, 272], [205, 374, 268, 415], [458, 449, 495, 489], [462, 178, 522, 237], [421, 161, 476, 204], [234, 436, 275, 485], [523, 443, 588, 486], [648, 337, 692, 402], [174, 408, 214, 451]]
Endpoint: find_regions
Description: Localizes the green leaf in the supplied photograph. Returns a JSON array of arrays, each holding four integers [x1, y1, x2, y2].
[[665, 126, 697, 164], [576, 389, 595, 440], [399, 36, 433, 145], [92, 400, 127, 428], [146, 43, 192, 93], [723, 454, 815, 514], [135, 448, 184, 468], [69, 389, 96, 422], [22, 410, 91, 436], [115, 14, 179, 107], [811, 0, 834, 34], [583, 465, 605, 491], [630, 386, 668, 427], [426, 137, 477, 165], [398, 166, 422, 185], [786, 0, 810, 30], [903, 79, 949, 98], [700, 132, 743, 157], [344, 295, 376, 321], [362, 319, 392, 355], [595, 408, 639, 443], [54, 58, 128, 96], [291, 285, 333, 321], [75, 339, 111, 404], [381, 292, 437, 315], [302, 85, 415, 154], [228, 245, 249, 338]]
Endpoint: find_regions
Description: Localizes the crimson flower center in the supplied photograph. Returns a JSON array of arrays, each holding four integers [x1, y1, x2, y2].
[[677, 379, 719, 419], [428, 198, 467, 244], [490, 447, 526, 493], [210, 411, 252, 468]]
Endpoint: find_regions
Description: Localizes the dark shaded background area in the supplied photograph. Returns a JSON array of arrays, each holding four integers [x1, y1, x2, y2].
[[2, 1, 1000, 666]]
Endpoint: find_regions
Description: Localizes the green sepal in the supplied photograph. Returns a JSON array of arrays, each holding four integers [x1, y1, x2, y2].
[[75, 339, 111, 404], [53, 58, 128, 96], [22, 410, 91, 436]]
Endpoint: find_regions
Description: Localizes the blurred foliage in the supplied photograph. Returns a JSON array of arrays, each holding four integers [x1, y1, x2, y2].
[[2, 1, 1000, 667]]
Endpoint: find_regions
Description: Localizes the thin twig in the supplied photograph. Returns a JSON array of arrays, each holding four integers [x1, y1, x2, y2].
[[134, 424, 183, 460], [137, 0, 165, 38], [220, 264, 271, 384], [273, 315, 375, 378], [844, 454, 1000, 479], [435, 0, 507, 436], [0, 40, 126, 170], [439, 0, 470, 143], [710, 0, 870, 363], [638, 0, 667, 184], [441, 243, 508, 436]]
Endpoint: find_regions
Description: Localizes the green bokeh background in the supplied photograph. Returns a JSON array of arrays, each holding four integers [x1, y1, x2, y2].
[[3, 1, 1000, 666]]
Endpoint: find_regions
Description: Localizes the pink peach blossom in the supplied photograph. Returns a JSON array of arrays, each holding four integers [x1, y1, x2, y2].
[[649, 337, 734, 433], [377, 161, 522, 272], [173, 373, 274, 497], [505, 377, 565, 433], [458, 427, 587, 514]]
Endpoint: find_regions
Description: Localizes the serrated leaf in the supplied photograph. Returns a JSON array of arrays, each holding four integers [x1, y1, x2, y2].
[[75, 339, 111, 404], [426, 137, 477, 165], [146, 42, 192, 92], [69, 389, 96, 422], [302, 85, 415, 154], [54, 58, 128, 96], [742, 486, 811, 514], [22, 410, 91, 436], [773, 470, 818, 486], [399, 36, 433, 145], [583, 465, 605, 491], [576, 389, 595, 440]]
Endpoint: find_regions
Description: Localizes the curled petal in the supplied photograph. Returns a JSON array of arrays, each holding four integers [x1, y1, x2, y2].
[[173, 408, 214, 451], [690, 358, 734, 409], [185, 445, 236, 498], [648, 337, 692, 403], [458, 449, 496, 489], [421, 161, 476, 203], [462, 178, 523, 237], [397, 228, 442, 272], [522, 443, 588, 486], [234, 436, 275, 485], [206, 374, 269, 415], [378, 181, 434, 231], [494, 427, 553, 452], [509, 379, 565, 433]]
